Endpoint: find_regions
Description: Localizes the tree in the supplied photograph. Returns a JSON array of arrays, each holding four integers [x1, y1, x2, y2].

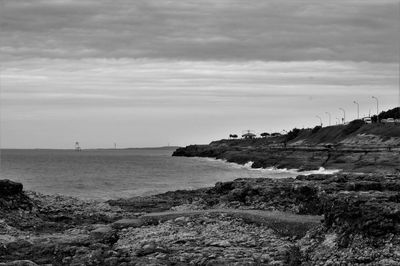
[[260, 132, 270, 138], [378, 107, 400, 120], [312, 125, 322, 134], [229, 134, 238, 139], [286, 128, 301, 141]]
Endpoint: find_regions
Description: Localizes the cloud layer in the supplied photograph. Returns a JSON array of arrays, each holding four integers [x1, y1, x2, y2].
[[1, 0, 399, 62], [1, 58, 398, 147]]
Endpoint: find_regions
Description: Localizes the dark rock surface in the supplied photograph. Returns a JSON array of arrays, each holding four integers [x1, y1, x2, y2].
[[0, 180, 23, 196], [1, 173, 400, 265], [0, 180, 32, 211]]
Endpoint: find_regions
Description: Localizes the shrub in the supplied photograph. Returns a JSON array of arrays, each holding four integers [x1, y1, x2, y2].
[[311, 125, 322, 134], [343, 119, 365, 135], [286, 128, 301, 141], [378, 107, 400, 120]]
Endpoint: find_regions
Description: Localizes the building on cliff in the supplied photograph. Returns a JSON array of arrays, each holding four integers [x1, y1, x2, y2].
[[242, 130, 256, 139]]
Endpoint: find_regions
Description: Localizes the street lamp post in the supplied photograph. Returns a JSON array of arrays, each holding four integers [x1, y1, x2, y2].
[[339, 108, 346, 124], [316, 115, 323, 127], [353, 101, 360, 119], [325, 112, 331, 126], [372, 96, 379, 120]]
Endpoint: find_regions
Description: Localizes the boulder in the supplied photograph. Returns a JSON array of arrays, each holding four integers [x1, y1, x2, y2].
[[136, 242, 157, 256], [322, 191, 400, 237], [208, 240, 231, 247], [0, 180, 23, 196], [90, 225, 115, 239]]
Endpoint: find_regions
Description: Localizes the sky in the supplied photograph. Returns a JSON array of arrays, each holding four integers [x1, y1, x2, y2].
[[1, 0, 399, 149]]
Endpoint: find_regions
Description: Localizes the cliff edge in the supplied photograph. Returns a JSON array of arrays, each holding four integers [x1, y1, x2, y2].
[[173, 120, 400, 174]]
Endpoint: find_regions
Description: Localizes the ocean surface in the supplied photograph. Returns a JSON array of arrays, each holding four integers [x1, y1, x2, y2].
[[0, 148, 336, 200]]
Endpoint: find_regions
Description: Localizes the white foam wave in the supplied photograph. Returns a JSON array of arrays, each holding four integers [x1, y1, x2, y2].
[[194, 157, 341, 178], [201, 157, 340, 175], [301, 167, 341, 175]]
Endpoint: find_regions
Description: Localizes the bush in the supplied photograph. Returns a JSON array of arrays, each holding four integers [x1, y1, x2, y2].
[[311, 126, 322, 134], [343, 119, 365, 135], [378, 107, 400, 120], [286, 128, 301, 141]]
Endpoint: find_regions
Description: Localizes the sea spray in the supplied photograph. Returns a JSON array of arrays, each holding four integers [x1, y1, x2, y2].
[[197, 157, 341, 177]]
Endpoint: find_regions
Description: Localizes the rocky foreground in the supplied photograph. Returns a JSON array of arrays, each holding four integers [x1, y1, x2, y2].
[[1, 173, 400, 265]]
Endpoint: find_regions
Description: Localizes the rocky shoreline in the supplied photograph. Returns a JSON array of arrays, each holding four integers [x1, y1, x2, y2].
[[1, 172, 400, 265], [172, 123, 400, 174], [172, 141, 400, 174]]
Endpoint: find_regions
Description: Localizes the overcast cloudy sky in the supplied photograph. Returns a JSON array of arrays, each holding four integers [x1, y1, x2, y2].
[[1, 0, 399, 148]]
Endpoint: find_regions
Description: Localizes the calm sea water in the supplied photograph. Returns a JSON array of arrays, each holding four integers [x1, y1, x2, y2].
[[1, 148, 320, 200]]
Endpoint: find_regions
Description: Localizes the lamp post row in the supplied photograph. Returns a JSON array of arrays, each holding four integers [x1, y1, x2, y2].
[[317, 96, 379, 126]]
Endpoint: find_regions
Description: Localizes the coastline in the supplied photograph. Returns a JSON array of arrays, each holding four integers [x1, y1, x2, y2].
[[172, 123, 400, 175], [2, 122, 400, 265]]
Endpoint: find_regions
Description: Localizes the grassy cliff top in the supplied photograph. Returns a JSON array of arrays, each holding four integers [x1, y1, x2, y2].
[[212, 107, 400, 148]]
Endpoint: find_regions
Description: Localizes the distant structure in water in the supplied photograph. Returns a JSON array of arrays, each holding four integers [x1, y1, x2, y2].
[[75, 141, 82, 152]]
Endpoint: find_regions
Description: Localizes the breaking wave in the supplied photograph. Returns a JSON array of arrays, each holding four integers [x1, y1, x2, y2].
[[200, 158, 341, 177]]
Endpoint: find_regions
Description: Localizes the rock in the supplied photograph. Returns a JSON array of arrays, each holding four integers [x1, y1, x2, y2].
[[112, 218, 144, 229], [322, 233, 337, 248], [0, 180, 32, 210], [104, 257, 119, 266], [0, 260, 38, 266], [173, 216, 189, 225], [174, 216, 186, 222], [322, 191, 400, 237], [208, 240, 231, 247], [0, 180, 23, 196], [90, 225, 114, 239], [377, 259, 399, 266], [260, 254, 271, 263], [136, 242, 157, 256]]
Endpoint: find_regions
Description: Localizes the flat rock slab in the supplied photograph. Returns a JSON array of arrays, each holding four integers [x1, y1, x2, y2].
[[90, 226, 114, 239], [112, 218, 144, 229], [141, 209, 323, 238]]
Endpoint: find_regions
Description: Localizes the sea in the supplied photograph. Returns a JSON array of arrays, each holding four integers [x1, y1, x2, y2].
[[0, 148, 338, 201]]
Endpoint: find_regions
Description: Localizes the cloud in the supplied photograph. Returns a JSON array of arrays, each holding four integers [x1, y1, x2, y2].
[[2, 58, 397, 116], [1, 0, 398, 62]]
